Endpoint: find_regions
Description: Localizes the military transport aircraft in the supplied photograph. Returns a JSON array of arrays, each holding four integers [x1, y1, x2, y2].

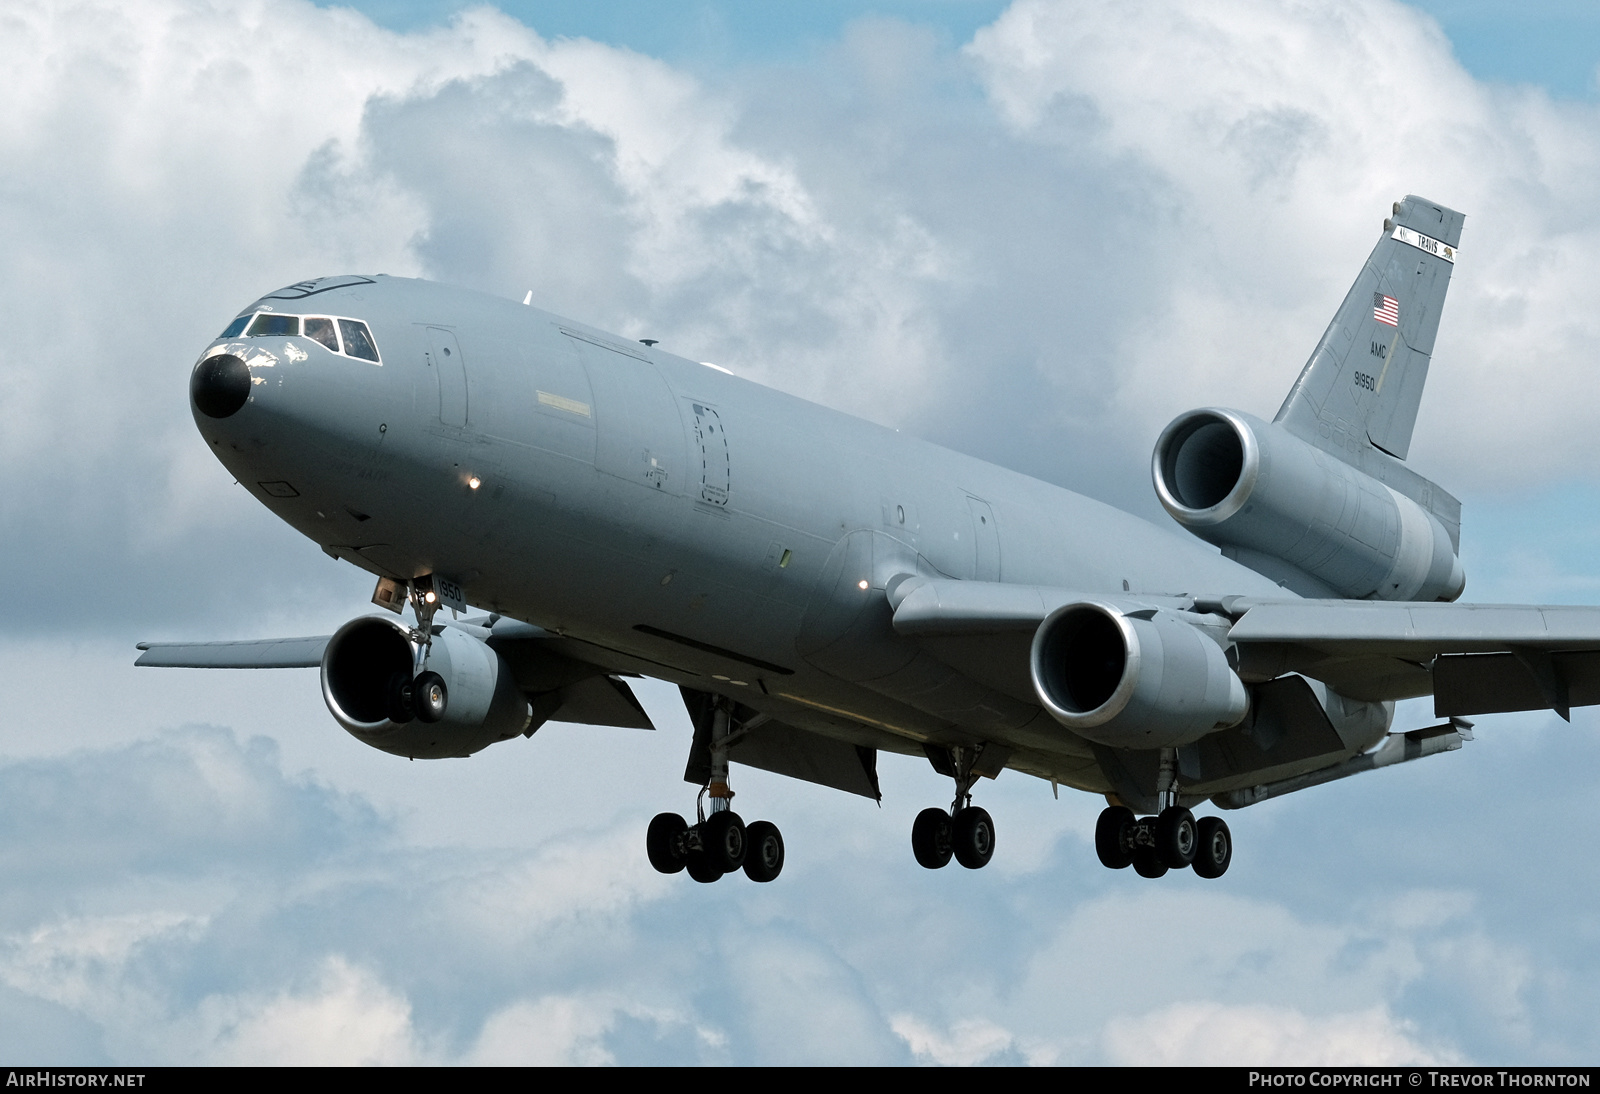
[[139, 195, 1600, 884]]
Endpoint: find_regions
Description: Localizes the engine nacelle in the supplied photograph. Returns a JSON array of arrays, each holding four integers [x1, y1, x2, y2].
[[320, 615, 532, 759], [1030, 601, 1249, 748], [1152, 408, 1464, 601]]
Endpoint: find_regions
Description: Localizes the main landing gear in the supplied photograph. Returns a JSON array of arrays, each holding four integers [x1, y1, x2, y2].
[[1094, 748, 1232, 879], [647, 693, 785, 884], [646, 797, 785, 884], [912, 743, 999, 870]]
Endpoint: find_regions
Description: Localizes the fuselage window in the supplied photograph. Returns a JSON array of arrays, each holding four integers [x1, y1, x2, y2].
[[339, 319, 380, 362], [219, 315, 251, 339], [303, 317, 340, 352], [247, 313, 300, 338]]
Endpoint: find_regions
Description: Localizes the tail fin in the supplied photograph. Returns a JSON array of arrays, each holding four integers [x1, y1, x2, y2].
[[1276, 195, 1464, 461]]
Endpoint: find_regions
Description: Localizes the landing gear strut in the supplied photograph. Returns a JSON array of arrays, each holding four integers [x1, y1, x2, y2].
[[379, 576, 450, 725], [1095, 747, 1231, 879], [647, 693, 786, 883], [912, 743, 998, 870]]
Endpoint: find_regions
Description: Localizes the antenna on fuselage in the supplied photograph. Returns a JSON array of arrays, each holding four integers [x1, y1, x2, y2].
[[523, 291, 533, 305]]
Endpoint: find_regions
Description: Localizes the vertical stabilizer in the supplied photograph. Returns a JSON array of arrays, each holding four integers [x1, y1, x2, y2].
[[1276, 195, 1464, 461]]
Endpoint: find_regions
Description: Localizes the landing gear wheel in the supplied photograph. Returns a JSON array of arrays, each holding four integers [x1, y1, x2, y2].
[[646, 812, 688, 874], [1095, 806, 1135, 869], [952, 806, 996, 870], [1192, 816, 1232, 879], [915, 806, 947, 870], [385, 671, 416, 724], [685, 853, 724, 883], [743, 821, 784, 882], [1156, 806, 1197, 869], [912, 807, 954, 869], [1132, 845, 1169, 878], [413, 670, 448, 723], [700, 810, 747, 872]]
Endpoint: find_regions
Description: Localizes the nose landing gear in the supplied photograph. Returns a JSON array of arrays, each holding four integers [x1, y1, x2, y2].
[[379, 578, 453, 726], [1095, 748, 1231, 879], [647, 693, 786, 883]]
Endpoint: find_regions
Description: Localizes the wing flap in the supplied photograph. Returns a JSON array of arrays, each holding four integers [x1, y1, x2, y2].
[[546, 675, 656, 730], [729, 720, 881, 800], [1227, 600, 1600, 653], [1434, 650, 1600, 718]]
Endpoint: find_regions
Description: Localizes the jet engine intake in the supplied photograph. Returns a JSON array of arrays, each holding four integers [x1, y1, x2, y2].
[[1152, 408, 1464, 601], [320, 615, 533, 759], [1029, 601, 1249, 748]]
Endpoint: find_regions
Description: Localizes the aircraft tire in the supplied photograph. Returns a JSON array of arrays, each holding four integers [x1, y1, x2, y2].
[[952, 806, 996, 869], [1132, 845, 1169, 878], [685, 853, 724, 883], [1192, 816, 1232, 879], [1095, 806, 1135, 869], [701, 810, 747, 872], [646, 812, 688, 874], [911, 808, 954, 869], [1155, 806, 1197, 869], [414, 671, 448, 723], [384, 670, 416, 724], [743, 821, 784, 883]]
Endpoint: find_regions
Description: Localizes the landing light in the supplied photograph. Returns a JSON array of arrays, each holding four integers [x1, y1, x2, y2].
[[858, 579, 870, 590], [468, 476, 481, 490]]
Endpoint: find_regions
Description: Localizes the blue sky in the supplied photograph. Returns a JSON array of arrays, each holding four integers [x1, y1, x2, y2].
[[324, 0, 1600, 98], [4, 0, 1600, 1065]]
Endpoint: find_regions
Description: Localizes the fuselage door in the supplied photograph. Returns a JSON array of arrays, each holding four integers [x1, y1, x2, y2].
[[427, 326, 468, 428], [967, 496, 1000, 581], [689, 401, 730, 508]]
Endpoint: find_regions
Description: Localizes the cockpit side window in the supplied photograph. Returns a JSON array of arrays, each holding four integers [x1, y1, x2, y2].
[[247, 313, 300, 338], [220, 315, 251, 339], [303, 317, 340, 352], [338, 319, 380, 362]]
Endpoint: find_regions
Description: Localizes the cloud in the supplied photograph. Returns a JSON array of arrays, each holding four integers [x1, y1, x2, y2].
[[964, 0, 1600, 489], [893, 1012, 1053, 1066], [5, 0, 1600, 1067], [1103, 1001, 1456, 1065], [191, 956, 421, 1065]]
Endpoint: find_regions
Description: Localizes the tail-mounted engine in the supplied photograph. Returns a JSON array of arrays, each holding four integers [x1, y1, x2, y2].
[[1152, 408, 1464, 601], [1029, 600, 1249, 748], [320, 615, 533, 759]]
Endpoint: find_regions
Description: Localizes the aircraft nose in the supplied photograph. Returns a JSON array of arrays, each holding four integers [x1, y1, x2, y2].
[[191, 353, 252, 419]]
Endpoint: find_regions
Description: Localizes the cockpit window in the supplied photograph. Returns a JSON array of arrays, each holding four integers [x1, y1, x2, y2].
[[303, 317, 339, 352], [224, 309, 381, 363], [338, 319, 380, 362], [247, 313, 300, 337]]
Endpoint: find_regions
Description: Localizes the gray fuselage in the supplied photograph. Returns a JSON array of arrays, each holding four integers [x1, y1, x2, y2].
[[193, 275, 1287, 794]]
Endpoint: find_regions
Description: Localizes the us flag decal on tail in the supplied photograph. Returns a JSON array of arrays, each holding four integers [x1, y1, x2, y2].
[[1373, 293, 1399, 327]]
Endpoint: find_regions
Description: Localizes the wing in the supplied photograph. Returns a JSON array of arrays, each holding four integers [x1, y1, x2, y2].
[[135, 636, 329, 667], [1226, 598, 1600, 719], [136, 620, 656, 731], [889, 577, 1600, 721]]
